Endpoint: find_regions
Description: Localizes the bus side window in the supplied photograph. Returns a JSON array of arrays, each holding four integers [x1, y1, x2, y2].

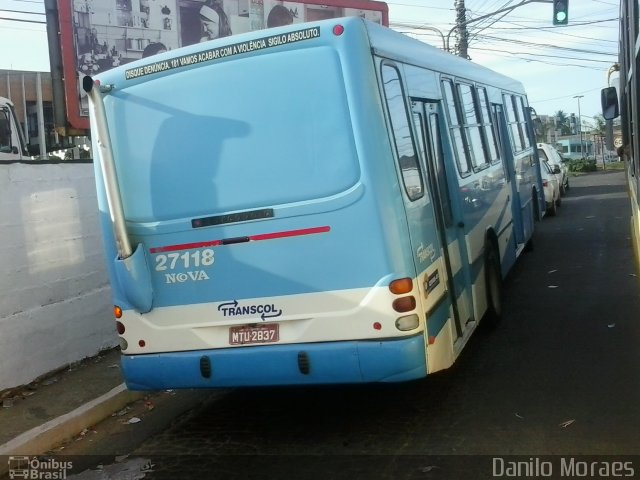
[[0, 110, 11, 152], [504, 94, 524, 152], [382, 64, 424, 201], [428, 112, 454, 227], [477, 87, 500, 165], [516, 97, 532, 149], [442, 79, 471, 176], [492, 104, 510, 179], [457, 83, 488, 170]]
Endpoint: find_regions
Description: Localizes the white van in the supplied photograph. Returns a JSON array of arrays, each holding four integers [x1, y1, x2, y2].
[[537, 142, 569, 195], [0, 96, 29, 161]]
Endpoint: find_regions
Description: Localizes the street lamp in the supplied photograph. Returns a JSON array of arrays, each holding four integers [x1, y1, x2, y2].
[[574, 95, 584, 159]]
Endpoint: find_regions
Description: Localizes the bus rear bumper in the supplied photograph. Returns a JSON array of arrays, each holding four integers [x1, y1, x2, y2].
[[120, 335, 427, 389]]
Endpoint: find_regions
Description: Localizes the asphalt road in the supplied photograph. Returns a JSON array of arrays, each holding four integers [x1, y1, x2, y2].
[[63, 170, 640, 479]]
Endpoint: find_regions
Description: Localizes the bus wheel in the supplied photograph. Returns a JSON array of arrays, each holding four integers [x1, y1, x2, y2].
[[483, 243, 503, 329], [532, 189, 541, 221], [525, 202, 535, 252]]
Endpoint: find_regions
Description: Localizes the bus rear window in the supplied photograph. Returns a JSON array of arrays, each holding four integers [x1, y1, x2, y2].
[[107, 48, 359, 222]]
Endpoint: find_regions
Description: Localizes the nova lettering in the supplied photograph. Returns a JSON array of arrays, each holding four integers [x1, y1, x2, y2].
[[165, 270, 210, 284]]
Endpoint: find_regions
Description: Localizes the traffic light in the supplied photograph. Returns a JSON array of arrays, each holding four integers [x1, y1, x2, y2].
[[553, 0, 569, 25]]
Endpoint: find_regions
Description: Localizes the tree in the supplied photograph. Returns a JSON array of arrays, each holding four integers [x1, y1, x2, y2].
[[554, 110, 572, 135], [536, 118, 552, 143], [592, 114, 606, 136]]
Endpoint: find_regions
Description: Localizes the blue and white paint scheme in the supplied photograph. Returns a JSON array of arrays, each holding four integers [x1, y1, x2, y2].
[[87, 17, 541, 389]]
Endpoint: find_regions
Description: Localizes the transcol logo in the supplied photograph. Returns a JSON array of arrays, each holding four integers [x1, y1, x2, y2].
[[217, 300, 283, 321]]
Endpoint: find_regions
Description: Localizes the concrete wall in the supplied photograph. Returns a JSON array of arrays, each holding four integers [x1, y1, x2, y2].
[[0, 162, 116, 391]]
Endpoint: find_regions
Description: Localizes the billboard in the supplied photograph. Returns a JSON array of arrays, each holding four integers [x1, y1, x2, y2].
[[56, 0, 389, 130]]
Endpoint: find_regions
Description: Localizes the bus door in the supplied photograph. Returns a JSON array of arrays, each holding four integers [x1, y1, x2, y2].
[[493, 103, 525, 245], [411, 99, 474, 343]]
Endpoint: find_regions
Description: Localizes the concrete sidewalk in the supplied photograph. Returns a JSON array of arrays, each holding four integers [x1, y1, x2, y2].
[[0, 349, 149, 476]]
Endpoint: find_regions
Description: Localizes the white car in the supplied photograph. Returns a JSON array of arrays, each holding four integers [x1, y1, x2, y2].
[[537, 143, 569, 195], [541, 160, 561, 216]]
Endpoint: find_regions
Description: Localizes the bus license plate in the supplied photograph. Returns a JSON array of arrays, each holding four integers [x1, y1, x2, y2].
[[229, 324, 279, 345]]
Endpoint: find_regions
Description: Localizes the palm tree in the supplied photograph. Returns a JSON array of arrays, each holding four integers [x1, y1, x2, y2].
[[554, 110, 572, 135], [592, 114, 606, 136]]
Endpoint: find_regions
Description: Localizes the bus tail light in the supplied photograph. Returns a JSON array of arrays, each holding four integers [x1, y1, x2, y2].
[[393, 296, 416, 313], [395, 314, 419, 331], [119, 338, 128, 351], [333, 24, 344, 36], [389, 278, 413, 294], [542, 180, 549, 187], [116, 321, 125, 335], [114, 305, 123, 318]]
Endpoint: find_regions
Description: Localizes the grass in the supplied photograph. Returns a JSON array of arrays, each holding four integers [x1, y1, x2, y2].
[[597, 161, 625, 170]]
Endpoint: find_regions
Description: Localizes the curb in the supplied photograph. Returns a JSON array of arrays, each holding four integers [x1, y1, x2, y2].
[[0, 383, 143, 475]]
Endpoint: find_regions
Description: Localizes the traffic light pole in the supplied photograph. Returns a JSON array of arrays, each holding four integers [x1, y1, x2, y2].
[[447, 0, 555, 56]]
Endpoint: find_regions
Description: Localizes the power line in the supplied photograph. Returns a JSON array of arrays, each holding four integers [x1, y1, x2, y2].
[[474, 33, 617, 56], [0, 16, 45, 24], [472, 46, 616, 64], [535, 87, 604, 103], [0, 8, 44, 15], [0, 23, 44, 32], [472, 48, 608, 70], [472, 30, 617, 56], [386, 2, 454, 10], [468, 8, 513, 41], [467, 0, 516, 30], [485, 21, 618, 43]]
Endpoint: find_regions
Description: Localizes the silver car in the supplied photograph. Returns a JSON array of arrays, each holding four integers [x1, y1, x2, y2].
[[541, 160, 561, 216], [537, 142, 569, 195]]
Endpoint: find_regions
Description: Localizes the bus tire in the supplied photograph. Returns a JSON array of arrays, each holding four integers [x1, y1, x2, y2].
[[483, 242, 503, 329], [525, 201, 535, 252], [532, 188, 541, 221]]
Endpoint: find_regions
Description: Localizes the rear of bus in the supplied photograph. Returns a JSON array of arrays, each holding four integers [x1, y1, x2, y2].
[[92, 18, 428, 388]]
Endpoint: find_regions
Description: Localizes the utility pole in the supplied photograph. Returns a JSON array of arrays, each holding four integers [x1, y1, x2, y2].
[[574, 95, 584, 160], [455, 0, 469, 58]]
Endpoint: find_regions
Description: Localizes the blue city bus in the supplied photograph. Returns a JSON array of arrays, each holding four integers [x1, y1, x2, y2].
[[86, 17, 543, 389]]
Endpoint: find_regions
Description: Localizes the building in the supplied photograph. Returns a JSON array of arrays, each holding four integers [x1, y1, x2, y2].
[[0, 70, 53, 157], [556, 136, 594, 160], [0, 69, 87, 158], [537, 115, 562, 145]]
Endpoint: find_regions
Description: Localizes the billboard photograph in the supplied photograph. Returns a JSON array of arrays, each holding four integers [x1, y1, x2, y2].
[[57, 0, 388, 129]]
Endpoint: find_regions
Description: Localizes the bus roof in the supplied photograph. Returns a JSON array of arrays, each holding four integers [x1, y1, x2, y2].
[[363, 20, 526, 95], [96, 16, 526, 97]]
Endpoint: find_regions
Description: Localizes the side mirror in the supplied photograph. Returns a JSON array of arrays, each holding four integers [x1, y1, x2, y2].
[[533, 118, 543, 138], [553, 165, 561, 174], [528, 106, 543, 138], [601, 87, 619, 120]]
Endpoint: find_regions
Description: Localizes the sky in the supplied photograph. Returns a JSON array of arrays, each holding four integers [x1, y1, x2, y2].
[[0, 0, 619, 127]]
